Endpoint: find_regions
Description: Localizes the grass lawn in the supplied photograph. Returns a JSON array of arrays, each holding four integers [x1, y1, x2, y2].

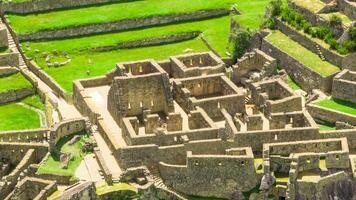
[[23, 16, 231, 56], [266, 31, 340, 77], [22, 95, 45, 110], [317, 98, 356, 116], [37, 132, 90, 177], [319, 12, 353, 26], [28, 39, 209, 92], [0, 96, 44, 131], [7, 0, 238, 34], [317, 123, 336, 131], [0, 72, 32, 93], [287, 76, 301, 91], [96, 182, 137, 196], [290, 0, 325, 13]]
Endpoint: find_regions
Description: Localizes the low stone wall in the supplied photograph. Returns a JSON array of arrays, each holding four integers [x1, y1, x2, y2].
[[0, 25, 8, 48], [18, 9, 229, 41], [307, 103, 356, 126], [49, 118, 86, 145], [35, 173, 76, 185], [261, 36, 336, 92], [0, 0, 123, 14], [0, 52, 19, 67], [337, 0, 356, 20], [0, 87, 34, 104], [332, 70, 356, 104], [91, 31, 200, 52], [27, 60, 68, 100], [0, 128, 49, 143], [94, 148, 113, 184], [275, 18, 344, 68]]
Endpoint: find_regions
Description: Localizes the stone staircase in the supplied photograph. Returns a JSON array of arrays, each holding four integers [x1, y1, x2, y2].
[[245, 95, 251, 104], [315, 44, 325, 61], [150, 167, 188, 200]]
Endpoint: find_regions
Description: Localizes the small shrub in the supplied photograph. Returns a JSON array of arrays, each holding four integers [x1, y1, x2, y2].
[[336, 46, 348, 55], [329, 15, 342, 27], [344, 40, 356, 52], [270, 0, 283, 17], [351, 27, 356, 41], [229, 28, 252, 61]]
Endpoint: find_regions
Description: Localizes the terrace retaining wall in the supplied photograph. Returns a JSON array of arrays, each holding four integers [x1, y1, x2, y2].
[[261, 36, 336, 92], [336, 0, 356, 20], [307, 103, 356, 126], [91, 31, 201, 52], [17, 9, 229, 41], [0, 0, 125, 14], [0, 128, 49, 143], [27, 60, 69, 100], [0, 87, 34, 104], [275, 18, 344, 68]]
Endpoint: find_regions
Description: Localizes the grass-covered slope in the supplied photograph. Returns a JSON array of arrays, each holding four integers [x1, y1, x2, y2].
[[37, 132, 90, 177], [266, 31, 340, 77], [0, 95, 44, 131], [7, 0, 237, 34], [317, 99, 356, 116], [0, 72, 32, 93]]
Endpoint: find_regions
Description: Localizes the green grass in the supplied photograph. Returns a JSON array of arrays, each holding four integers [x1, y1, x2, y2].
[[0, 102, 40, 131], [290, 0, 325, 13], [22, 95, 45, 110], [0, 72, 32, 93], [319, 12, 353, 26], [287, 76, 301, 91], [266, 31, 340, 77], [317, 122, 336, 131], [27, 39, 209, 92], [37, 132, 90, 177], [189, 196, 227, 200], [317, 98, 356, 116], [23, 16, 231, 56], [96, 183, 137, 196], [7, 0, 238, 34]]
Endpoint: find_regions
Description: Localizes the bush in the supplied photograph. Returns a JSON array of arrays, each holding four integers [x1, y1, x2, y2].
[[269, 0, 283, 17], [229, 28, 252, 61], [329, 15, 342, 27], [315, 26, 330, 39], [344, 40, 356, 52], [336, 46, 348, 55], [351, 27, 356, 41]]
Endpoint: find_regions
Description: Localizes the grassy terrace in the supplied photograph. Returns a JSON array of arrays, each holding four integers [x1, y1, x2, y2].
[[317, 99, 356, 116], [37, 132, 90, 177], [319, 12, 353, 26], [290, 0, 325, 13], [0, 95, 43, 131], [0, 72, 32, 93], [15, 0, 270, 93], [266, 31, 340, 77], [7, 0, 238, 34]]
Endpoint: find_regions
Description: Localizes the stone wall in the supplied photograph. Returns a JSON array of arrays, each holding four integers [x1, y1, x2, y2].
[[275, 18, 344, 68], [332, 70, 356, 104], [0, 52, 19, 67], [18, 9, 229, 41], [0, 0, 124, 14], [307, 102, 356, 126], [94, 148, 112, 184], [91, 31, 200, 52], [27, 60, 69, 100], [261, 37, 336, 92], [0, 24, 8, 48], [48, 118, 86, 145], [53, 181, 96, 200], [0, 87, 34, 104], [336, 0, 356, 20], [0, 128, 49, 143]]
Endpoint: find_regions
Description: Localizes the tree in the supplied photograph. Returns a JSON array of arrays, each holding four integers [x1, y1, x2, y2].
[[229, 28, 252, 61]]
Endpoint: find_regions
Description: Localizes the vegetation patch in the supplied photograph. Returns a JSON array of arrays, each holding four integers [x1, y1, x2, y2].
[[7, 0, 238, 34], [317, 98, 356, 116], [290, 0, 325, 13], [0, 95, 43, 131], [37, 132, 91, 177], [0, 72, 32, 93], [266, 30, 340, 77]]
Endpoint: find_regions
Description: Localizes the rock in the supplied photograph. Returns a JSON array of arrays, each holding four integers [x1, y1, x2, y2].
[[136, 177, 148, 185], [69, 135, 81, 145], [60, 153, 71, 169]]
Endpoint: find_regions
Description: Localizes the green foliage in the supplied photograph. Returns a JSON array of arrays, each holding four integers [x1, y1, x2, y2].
[[317, 99, 356, 116], [351, 27, 356, 41], [229, 28, 252, 61], [329, 14, 342, 27], [278, 6, 353, 55]]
